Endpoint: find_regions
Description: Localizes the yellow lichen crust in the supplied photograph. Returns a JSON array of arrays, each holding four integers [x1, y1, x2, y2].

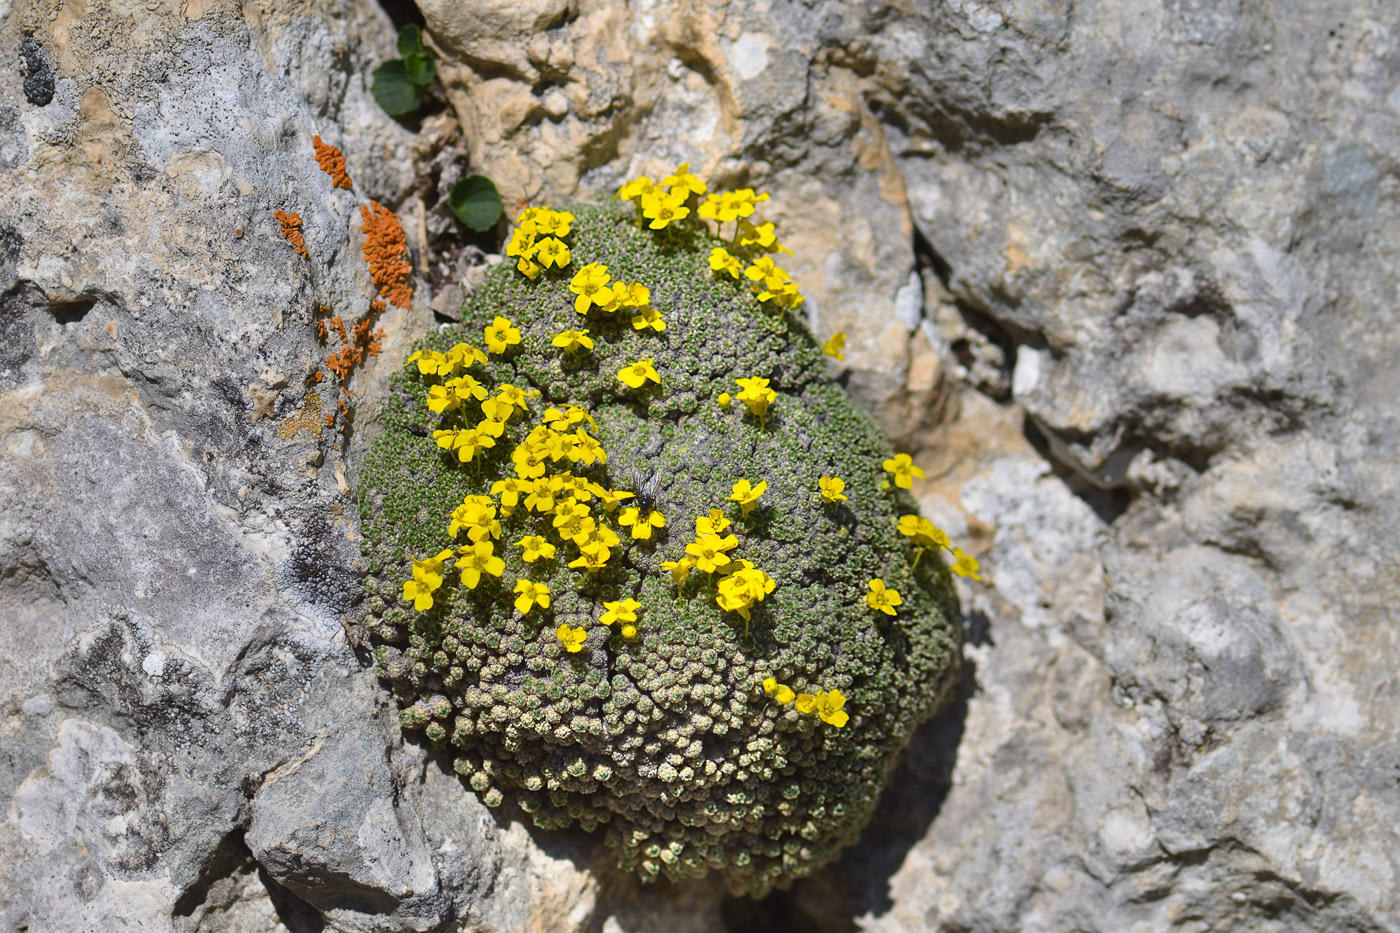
[[357, 197, 961, 897]]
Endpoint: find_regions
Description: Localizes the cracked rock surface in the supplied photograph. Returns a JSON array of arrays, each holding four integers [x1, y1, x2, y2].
[[3, 0, 1399, 930]]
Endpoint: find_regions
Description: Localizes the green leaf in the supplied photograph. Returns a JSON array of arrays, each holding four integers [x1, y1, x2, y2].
[[404, 50, 436, 87], [372, 60, 422, 117], [449, 175, 503, 232], [397, 24, 424, 57]]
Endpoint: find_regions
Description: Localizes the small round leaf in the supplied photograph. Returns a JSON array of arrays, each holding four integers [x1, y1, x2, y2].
[[404, 50, 436, 87], [372, 60, 421, 117], [397, 24, 425, 57], [450, 175, 503, 232]]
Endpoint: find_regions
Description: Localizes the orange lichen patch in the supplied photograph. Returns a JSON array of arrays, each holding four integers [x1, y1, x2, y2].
[[305, 370, 324, 386], [324, 411, 336, 427], [324, 311, 387, 381], [361, 200, 413, 308], [274, 209, 309, 258], [276, 389, 323, 439], [312, 134, 353, 190]]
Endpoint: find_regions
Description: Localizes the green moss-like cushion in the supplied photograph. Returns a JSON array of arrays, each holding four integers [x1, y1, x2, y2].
[[357, 203, 960, 896]]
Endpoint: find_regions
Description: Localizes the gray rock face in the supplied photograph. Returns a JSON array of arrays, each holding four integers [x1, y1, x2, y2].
[[3, 0, 1399, 930]]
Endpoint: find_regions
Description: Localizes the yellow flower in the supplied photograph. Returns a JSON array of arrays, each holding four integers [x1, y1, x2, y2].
[[661, 161, 707, 197], [717, 392, 732, 408], [819, 476, 847, 502], [773, 683, 795, 704], [734, 377, 776, 417], [576, 523, 620, 551], [528, 207, 573, 238], [763, 676, 778, 694], [524, 475, 564, 512], [619, 507, 665, 540], [456, 541, 506, 589], [728, 478, 767, 515], [552, 328, 594, 352], [552, 502, 593, 540], [511, 444, 549, 480], [618, 282, 651, 308], [484, 316, 521, 354], [865, 578, 902, 616], [490, 477, 528, 512], [516, 254, 543, 280], [517, 534, 557, 563], [697, 188, 769, 223], [695, 509, 731, 536], [544, 405, 596, 431], [617, 358, 661, 389], [505, 222, 537, 259], [600, 598, 641, 626], [569, 262, 612, 314], [620, 623, 638, 639], [639, 189, 691, 229], [448, 496, 500, 541], [406, 349, 448, 376], [631, 306, 666, 333], [882, 452, 925, 489], [794, 693, 817, 715], [401, 549, 453, 611], [436, 425, 496, 464], [556, 623, 588, 653], [897, 514, 950, 551], [445, 342, 489, 370], [685, 533, 738, 573], [822, 332, 846, 361], [950, 547, 983, 581], [534, 236, 571, 269], [566, 428, 607, 466], [617, 176, 655, 202], [715, 564, 776, 621], [514, 580, 550, 615], [660, 555, 695, 584], [595, 488, 635, 511], [709, 247, 743, 279], [568, 541, 612, 571], [814, 689, 849, 727], [736, 219, 790, 254]]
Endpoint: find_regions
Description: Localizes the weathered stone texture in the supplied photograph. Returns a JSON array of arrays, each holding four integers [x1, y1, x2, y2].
[[3, 0, 1399, 929]]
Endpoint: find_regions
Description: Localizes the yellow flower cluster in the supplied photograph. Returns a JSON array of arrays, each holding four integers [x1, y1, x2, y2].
[[566, 262, 664, 333], [895, 512, 981, 578], [403, 331, 660, 645], [407, 341, 488, 378], [506, 206, 575, 279], [698, 188, 769, 224], [660, 507, 775, 626], [618, 164, 804, 313], [744, 255, 804, 310], [763, 677, 848, 727], [618, 162, 706, 230], [430, 379, 538, 464], [396, 168, 990, 750]]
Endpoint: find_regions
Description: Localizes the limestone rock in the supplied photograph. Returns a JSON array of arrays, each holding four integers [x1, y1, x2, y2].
[[4, 0, 1400, 929]]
